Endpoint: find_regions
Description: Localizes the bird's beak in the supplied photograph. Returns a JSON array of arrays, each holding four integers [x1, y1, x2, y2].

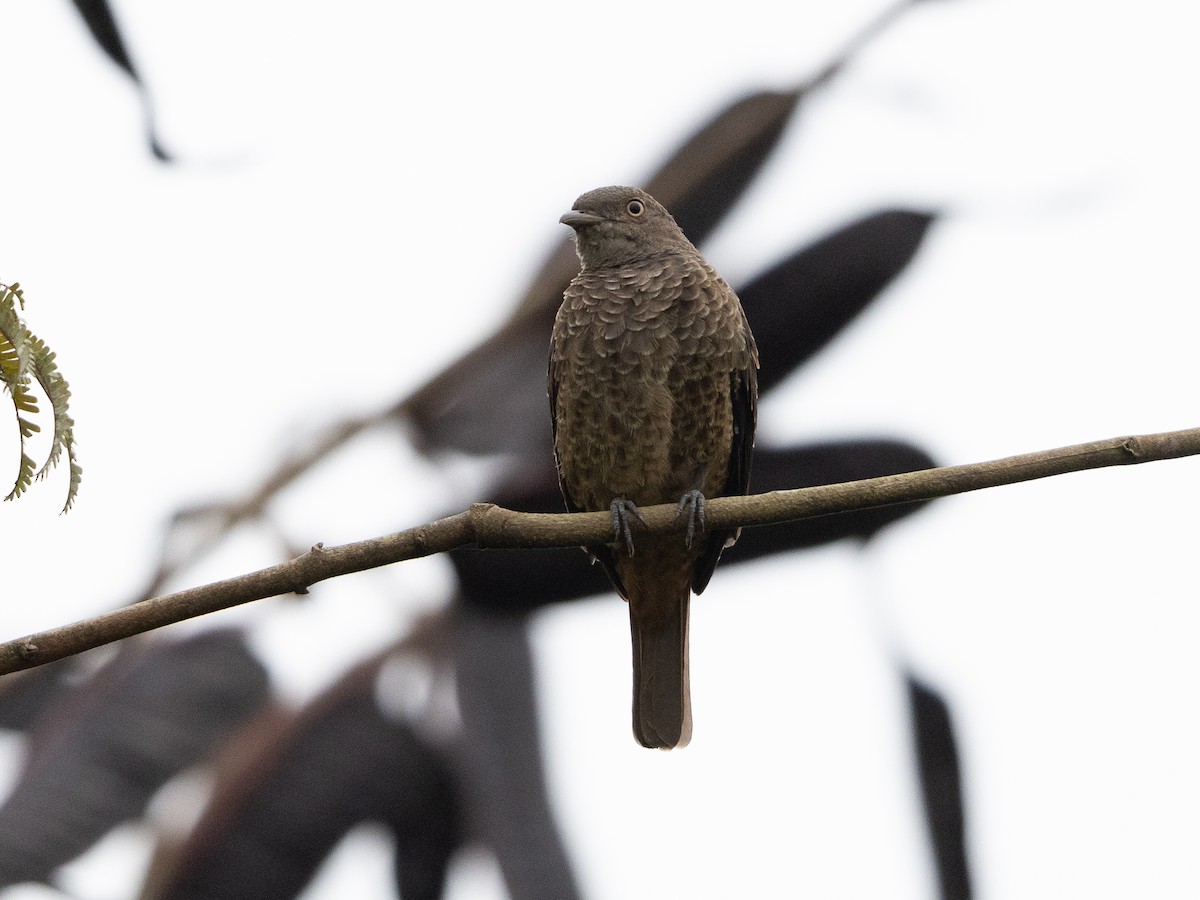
[[559, 210, 605, 229]]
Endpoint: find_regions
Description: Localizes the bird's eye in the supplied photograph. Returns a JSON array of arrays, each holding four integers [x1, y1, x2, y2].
[[627, 199, 644, 217]]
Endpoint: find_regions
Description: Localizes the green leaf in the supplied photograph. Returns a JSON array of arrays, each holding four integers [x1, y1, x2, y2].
[[1, 282, 82, 511], [5, 451, 35, 502]]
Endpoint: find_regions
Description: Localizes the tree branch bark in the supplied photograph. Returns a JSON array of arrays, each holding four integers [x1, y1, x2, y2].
[[3, 426, 1198, 676]]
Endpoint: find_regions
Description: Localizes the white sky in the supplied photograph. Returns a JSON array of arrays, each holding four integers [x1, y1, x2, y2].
[[4, 1, 1200, 898]]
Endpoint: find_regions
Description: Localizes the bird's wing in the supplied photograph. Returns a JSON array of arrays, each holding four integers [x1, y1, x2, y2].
[[546, 344, 579, 510], [692, 312, 758, 594]]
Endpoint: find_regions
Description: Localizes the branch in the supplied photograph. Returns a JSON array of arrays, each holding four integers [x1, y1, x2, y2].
[[3, 426, 1198, 676]]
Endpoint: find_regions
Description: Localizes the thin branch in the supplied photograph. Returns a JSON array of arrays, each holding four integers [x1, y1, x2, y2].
[[134, 413, 392, 601], [3, 426, 1198, 676]]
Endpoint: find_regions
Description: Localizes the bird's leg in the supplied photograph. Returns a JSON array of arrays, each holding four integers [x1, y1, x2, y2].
[[610, 497, 645, 556], [674, 490, 706, 549]]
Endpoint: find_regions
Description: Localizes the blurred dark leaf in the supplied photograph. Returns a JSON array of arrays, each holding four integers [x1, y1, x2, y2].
[[451, 439, 935, 611], [0, 658, 79, 731], [142, 655, 458, 900], [69, 0, 170, 160], [454, 608, 580, 900], [408, 327, 556, 460], [907, 674, 973, 900], [647, 90, 799, 246], [744, 209, 937, 394], [70, 0, 135, 76], [0, 629, 268, 887]]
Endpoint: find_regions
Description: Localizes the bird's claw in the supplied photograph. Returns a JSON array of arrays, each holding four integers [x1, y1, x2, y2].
[[675, 490, 706, 549], [610, 498, 645, 556]]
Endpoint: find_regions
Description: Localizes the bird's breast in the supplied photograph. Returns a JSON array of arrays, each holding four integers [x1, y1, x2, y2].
[[551, 258, 739, 509]]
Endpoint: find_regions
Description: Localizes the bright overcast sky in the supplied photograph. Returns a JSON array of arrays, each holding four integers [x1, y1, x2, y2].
[[5, 1, 1200, 898]]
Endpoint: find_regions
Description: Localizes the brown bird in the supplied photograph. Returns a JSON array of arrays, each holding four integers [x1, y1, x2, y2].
[[549, 186, 758, 749]]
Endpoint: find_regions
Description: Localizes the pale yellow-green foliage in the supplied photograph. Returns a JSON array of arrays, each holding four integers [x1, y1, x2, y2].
[[0, 282, 81, 512]]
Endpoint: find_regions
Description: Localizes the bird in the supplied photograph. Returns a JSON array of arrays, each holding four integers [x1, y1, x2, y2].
[[548, 185, 758, 749]]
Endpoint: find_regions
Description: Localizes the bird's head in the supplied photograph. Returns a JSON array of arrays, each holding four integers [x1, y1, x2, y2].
[[560, 186, 692, 269]]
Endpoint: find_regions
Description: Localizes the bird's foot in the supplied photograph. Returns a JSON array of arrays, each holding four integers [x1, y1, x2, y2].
[[610, 497, 645, 556], [674, 490, 706, 549]]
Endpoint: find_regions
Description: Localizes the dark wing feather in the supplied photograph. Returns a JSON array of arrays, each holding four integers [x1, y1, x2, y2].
[[546, 351, 583, 515], [692, 357, 757, 594], [548, 344, 629, 599]]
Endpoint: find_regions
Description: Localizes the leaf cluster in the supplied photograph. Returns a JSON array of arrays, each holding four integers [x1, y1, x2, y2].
[[0, 282, 81, 512]]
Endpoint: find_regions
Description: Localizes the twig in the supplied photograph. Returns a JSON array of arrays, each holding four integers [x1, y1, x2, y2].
[[3, 426, 1197, 676]]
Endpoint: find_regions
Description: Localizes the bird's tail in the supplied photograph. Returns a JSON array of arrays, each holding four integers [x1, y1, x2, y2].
[[623, 556, 693, 749]]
